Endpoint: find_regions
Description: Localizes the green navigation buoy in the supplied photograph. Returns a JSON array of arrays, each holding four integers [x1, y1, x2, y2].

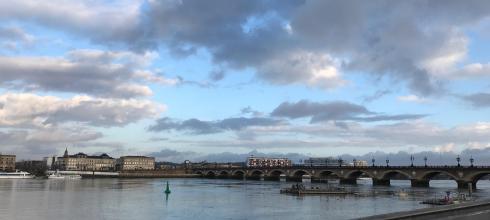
[[164, 181, 171, 194]]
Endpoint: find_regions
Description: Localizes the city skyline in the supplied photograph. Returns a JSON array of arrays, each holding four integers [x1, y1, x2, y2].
[[1, 0, 490, 162]]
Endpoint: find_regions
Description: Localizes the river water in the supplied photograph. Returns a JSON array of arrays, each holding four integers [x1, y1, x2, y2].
[[1, 178, 490, 220]]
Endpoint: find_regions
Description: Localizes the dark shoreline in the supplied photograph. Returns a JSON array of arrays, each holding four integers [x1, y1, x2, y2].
[[358, 199, 490, 220]]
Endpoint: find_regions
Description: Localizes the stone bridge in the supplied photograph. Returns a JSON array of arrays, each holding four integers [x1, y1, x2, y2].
[[193, 165, 490, 189]]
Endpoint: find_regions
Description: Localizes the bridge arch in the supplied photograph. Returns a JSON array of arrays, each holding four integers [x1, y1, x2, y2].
[[269, 169, 285, 175], [380, 170, 411, 180], [250, 170, 264, 176], [317, 170, 341, 178], [467, 171, 490, 185], [292, 169, 311, 177], [420, 170, 459, 181], [247, 170, 264, 180], [231, 170, 246, 179], [205, 170, 217, 178], [218, 170, 230, 178], [344, 170, 375, 179], [376, 170, 412, 186], [420, 170, 459, 188], [267, 170, 286, 181], [269, 170, 286, 177], [288, 169, 312, 182], [315, 170, 341, 183], [232, 170, 245, 176]]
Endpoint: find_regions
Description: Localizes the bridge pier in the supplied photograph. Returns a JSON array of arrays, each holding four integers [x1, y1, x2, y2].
[[340, 178, 357, 185], [457, 181, 477, 190], [217, 175, 230, 179], [311, 177, 329, 183], [264, 176, 280, 181], [286, 176, 302, 182], [246, 174, 264, 181], [231, 175, 245, 180], [372, 179, 390, 186], [411, 179, 429, 187]]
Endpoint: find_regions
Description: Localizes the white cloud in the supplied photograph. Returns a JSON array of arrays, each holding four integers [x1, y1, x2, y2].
[[433, 143, 455, 153], [213, 120, 490, 151], [417, 32, 468, 76], [3, 1, 490, 94], [0, 26, 35, 51], [0, 0, 143, 45], [0, 93, 165, 128], [452, 63, 490, 78], [258, 50, 346, 89], [0, 127, 103, 159], [397, 95, 428, 103], [0, 49, 179, 97]]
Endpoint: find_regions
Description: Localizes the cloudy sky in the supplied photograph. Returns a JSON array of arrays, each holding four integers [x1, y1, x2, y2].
[[1, 0, 490, 164]]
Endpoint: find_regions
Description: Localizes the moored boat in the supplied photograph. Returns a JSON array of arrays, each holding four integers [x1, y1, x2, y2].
[[420, 198, 454, 205], [48, 173, 82, 179], [280, 183, 353, 195], [0, 171, 35, 179]]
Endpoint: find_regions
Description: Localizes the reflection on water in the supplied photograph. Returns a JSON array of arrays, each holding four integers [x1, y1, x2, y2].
[[1, 178, 490, 220]]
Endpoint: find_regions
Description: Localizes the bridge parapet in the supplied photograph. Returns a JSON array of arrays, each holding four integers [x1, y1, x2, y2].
[[193, 165, 490, 189]]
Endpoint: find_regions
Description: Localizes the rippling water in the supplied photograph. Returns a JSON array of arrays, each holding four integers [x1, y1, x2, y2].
[[1, 178, 490, 220]]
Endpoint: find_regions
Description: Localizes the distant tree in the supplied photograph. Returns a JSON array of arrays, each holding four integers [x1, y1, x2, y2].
[[15, 161, 48, 177]]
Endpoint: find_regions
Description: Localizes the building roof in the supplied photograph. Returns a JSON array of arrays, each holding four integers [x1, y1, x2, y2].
[[247, 156, 290, 160], [120, 156, 154, 159], [59, 152, 113, 159]]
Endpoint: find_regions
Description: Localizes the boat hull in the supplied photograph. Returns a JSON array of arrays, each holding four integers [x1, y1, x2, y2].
[[0, 176, 34, 179], [48, 174, 82, 180]]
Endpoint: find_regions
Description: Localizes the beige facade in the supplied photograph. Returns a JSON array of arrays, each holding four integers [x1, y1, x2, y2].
[[117, 156, 155, 171], [0, 154, 15, 171], [56, 149, 115, 171]]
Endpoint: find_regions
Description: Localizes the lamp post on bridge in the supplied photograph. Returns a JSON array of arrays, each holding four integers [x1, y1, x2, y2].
[[386, 158, 390, 167], [424, 156, 428, 167], [470, 156, 474, 168], [353, 158, 357, 168], [456, 155, 461, 167], [371, 158, 375, 167], [410, 155, 414, 167], [338, 157, 343, 167]]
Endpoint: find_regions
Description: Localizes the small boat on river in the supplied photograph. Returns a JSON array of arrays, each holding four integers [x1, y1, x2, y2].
[[420, 198, 454, 205], [0, 171, 34, 179], [48, 173, 82, 180], [280, 183, 353, 195], [421, 191, 455, 205]]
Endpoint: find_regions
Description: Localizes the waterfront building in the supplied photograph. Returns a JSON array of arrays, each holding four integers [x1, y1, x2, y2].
[[246, 156, 291, 167], [156, 161, 183, 170], [304, 157, 340, 166], [195, 162, 245, 169], [0, 154, 15, 171], [55, 149, 116, 171], [351, 160, 369, 167], [116, 156, 155, 171]]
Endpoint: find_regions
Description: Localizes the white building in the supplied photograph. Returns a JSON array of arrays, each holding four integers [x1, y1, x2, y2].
[[246, 156, 291, 168], [43, 156, 58, 170]]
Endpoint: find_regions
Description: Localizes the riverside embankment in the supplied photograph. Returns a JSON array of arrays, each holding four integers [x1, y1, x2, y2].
[[47, 169, 199, 178], [359, 199, 490, 220], [119, 170, 200, 178]]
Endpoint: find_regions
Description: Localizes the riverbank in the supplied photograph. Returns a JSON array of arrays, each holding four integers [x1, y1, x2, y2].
[[119, 170, 200, 178], [47, 170, 200, 178], [358, 199, 490, 220]]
